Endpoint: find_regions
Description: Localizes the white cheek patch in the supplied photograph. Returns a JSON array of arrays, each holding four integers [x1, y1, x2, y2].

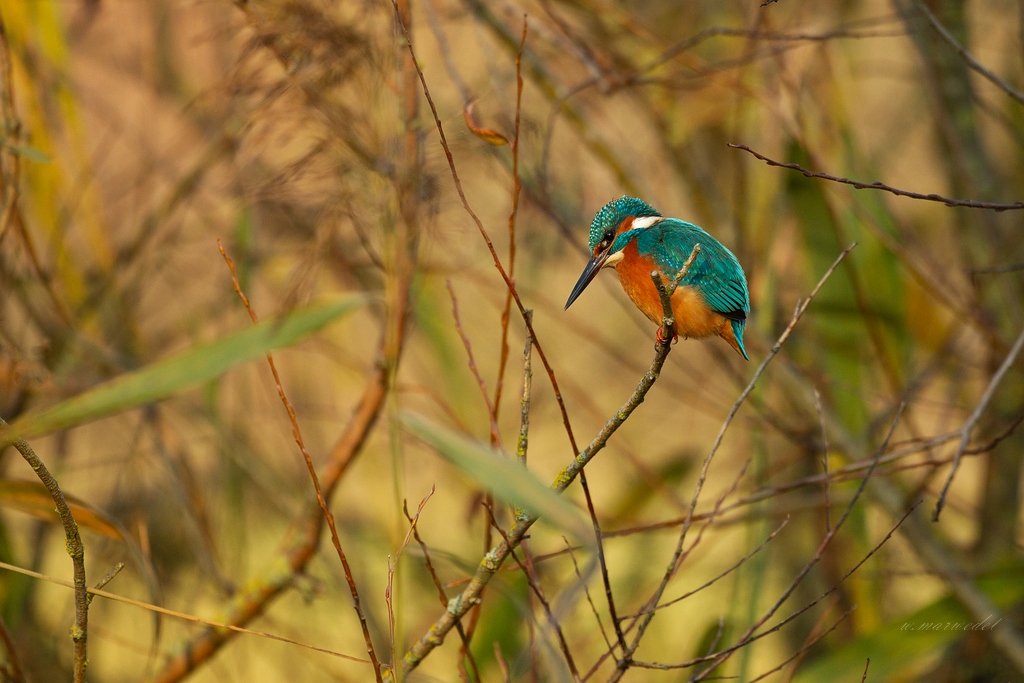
[[631, 216, 664, 230], [604, 251, 624, 268]]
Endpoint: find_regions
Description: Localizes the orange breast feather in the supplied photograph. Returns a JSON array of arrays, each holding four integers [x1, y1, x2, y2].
[[614, 240, 734, 343]]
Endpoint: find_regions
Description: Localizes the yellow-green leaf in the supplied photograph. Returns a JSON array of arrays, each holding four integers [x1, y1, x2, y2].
[[6, 296, 363, 441], [400, 412, 589, 541], [0, 479, 123, 540]]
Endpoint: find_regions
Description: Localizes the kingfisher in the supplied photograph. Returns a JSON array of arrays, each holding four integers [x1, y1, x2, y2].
[[564, 196, 750, 360]]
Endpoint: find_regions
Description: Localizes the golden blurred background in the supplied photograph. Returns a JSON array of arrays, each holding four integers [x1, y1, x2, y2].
[[1, 0, 1023, 681]]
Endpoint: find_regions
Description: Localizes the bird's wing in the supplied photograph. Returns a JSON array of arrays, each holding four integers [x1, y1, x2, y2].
[[638, 220, 749, 320]]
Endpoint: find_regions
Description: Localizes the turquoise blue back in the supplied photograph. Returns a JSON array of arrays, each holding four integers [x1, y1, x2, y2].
[[612, 219, 750, 358]]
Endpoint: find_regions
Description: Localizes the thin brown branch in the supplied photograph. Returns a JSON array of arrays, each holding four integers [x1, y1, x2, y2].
[[622, 517, 790, 619], [934, 323, 1024, 520], [747, 605, 855, 683], [492, 17, 527, 421], [218, 241, 383, 681], [913, 0, 1024, 106], [484, 504, 581, 680], [391, 0, 582, 471], [563, 538, 614, 656], [634, 410, 909, 677], [1, 418, 88, 682], [447, 280, 504, 450], [730, 143, 1024, 210], [388, 487, 435, 676]]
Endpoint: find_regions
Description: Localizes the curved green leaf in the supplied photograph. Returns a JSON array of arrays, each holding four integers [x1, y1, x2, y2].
[[6, 296, 364, 441], [400, 412, 590, 541]]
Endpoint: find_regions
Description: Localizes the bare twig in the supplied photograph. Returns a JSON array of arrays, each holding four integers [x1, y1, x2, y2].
[[388, 487, 435, 676], [623, 517, 790, 619], [1, 418, 88, 682], [564, 538, 615, 655], [730, 143, 1024, 211], [934, 323, 1024, 520], [913, 0, 1024, 106], [218, 241, 383, 681], [447, 280, 505, 450], [88, 562, 125, 605], [492, 17, 527, 421], [747, 605, 855, 683]]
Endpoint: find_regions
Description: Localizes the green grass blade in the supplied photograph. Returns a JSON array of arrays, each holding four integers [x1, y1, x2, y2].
[[6, 296, 364, 441], [400, 412, 590, 541]]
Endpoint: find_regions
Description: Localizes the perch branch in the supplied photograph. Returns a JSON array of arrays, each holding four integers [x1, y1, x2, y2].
[[401, 250, 700, 672]]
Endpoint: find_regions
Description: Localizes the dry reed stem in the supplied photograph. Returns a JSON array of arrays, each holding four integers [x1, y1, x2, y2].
[[446, 280, 504, 450], [0, 560, 368, 663]]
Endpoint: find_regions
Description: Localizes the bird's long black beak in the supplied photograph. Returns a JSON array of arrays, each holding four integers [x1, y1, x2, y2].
[[564, 249, 610, 310]]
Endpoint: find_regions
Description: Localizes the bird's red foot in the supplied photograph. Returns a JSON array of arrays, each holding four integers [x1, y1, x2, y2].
[[655, 326, 678, 348]]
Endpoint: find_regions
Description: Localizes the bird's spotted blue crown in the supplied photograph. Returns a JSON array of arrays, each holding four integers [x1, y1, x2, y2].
[[588, 196, 661, 251]]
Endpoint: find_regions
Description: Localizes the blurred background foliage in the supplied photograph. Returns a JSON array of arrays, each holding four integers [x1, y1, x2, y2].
[[0, 0, 1023, 681]]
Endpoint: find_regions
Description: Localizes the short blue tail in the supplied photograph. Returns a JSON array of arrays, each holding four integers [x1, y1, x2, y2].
[[731, 320, 749, 361]]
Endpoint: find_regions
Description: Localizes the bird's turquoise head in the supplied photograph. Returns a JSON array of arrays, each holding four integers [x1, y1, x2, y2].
[[566, 197, 662, 310], [588, 197, 661, 252]]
